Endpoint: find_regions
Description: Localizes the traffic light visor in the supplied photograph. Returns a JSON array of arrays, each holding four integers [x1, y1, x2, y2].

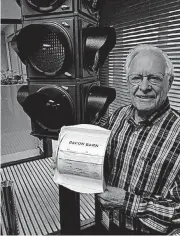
[[82, 0, 104, 13], [85, 85, 116, 123], [83, 27, 116, 72], [22, 85, 74, 131], [11, 23, 72, 76]]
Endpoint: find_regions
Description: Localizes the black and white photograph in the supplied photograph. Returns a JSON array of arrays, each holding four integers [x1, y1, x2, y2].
[[1, 0, 180, 235]]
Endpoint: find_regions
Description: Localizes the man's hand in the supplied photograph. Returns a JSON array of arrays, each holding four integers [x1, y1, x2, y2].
[[97, 186, 126, 209]]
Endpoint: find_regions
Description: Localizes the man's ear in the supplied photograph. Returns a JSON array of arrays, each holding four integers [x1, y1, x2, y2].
[[168, 75, 174, 90]]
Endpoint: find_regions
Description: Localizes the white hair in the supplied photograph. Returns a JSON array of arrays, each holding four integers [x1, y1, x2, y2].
[[124, 44, 174, 81]]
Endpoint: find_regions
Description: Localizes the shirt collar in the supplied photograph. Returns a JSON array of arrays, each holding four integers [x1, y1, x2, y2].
[[127, 98, 170, 127]]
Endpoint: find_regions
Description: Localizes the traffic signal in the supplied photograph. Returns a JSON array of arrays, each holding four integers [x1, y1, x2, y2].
[[11, 23, 116, 79], [14, 2, 116, 234], [17, 82, 116, 139], [19, 0, 104, 20], [12, 0, 116, 140]]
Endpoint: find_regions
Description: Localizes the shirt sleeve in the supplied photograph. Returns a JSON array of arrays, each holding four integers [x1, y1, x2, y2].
[[122, 174, 180, 233]]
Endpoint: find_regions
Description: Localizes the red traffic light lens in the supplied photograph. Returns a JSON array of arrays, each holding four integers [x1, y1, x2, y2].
[[26, 0, 65, 12]]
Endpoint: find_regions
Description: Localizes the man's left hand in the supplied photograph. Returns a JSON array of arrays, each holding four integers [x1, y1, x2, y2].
[[97, 186, 126, 209]]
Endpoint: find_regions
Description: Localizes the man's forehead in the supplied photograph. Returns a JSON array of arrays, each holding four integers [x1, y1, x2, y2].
[[129, 50, 166, 73], [132, 50, 166, 63]]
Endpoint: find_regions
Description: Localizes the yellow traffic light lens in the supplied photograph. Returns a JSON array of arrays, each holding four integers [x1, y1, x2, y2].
[[29, 31, 66, 73], [11, 23, 73, 76]]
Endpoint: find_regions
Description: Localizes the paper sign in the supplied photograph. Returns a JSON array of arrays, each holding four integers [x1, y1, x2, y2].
[[53, 124, 111, 193]]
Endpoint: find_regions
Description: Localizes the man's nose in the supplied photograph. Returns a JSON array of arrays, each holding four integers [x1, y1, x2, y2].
[[139, 77, 151, 92]]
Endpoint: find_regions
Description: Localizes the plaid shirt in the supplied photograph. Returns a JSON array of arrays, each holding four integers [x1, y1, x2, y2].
[[101, 99, 180, 234]]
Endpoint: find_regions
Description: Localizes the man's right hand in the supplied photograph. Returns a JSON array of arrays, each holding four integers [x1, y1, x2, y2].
[[97, 186, 125, 209]]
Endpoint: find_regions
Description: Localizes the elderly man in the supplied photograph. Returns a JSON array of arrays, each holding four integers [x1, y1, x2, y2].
[[97, 44, 180, 235]]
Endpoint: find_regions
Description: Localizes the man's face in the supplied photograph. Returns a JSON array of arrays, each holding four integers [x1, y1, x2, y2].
[[127, 51, 170, 114]]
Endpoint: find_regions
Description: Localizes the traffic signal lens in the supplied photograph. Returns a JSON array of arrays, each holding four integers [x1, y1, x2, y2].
[[28, 0, 58, 7], [11, 24, 72, 76], [29, 30, 66, 74], [26, 0, 65, 12], [22, 86, 74, 131]]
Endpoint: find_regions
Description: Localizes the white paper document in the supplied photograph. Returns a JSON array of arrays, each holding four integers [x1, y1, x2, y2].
[[53, 124, 111, 193]]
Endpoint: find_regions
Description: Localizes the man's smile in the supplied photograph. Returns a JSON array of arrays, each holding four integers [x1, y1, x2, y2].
[[135, 95, 156, 99]]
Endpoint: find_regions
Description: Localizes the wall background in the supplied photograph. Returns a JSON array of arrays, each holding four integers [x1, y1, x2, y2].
[[100, 0, 180, 113]]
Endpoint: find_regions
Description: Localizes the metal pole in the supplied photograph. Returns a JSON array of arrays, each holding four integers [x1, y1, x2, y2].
[[59, 186, 81, 235]]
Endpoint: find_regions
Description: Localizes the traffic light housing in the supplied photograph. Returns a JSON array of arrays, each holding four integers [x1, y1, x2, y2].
[[12, 22, 116, 79], [17, 82, 116, 139], [19, 0, 104, 20], [13, 1, 116, 234], [13, 0, 116, 140]]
